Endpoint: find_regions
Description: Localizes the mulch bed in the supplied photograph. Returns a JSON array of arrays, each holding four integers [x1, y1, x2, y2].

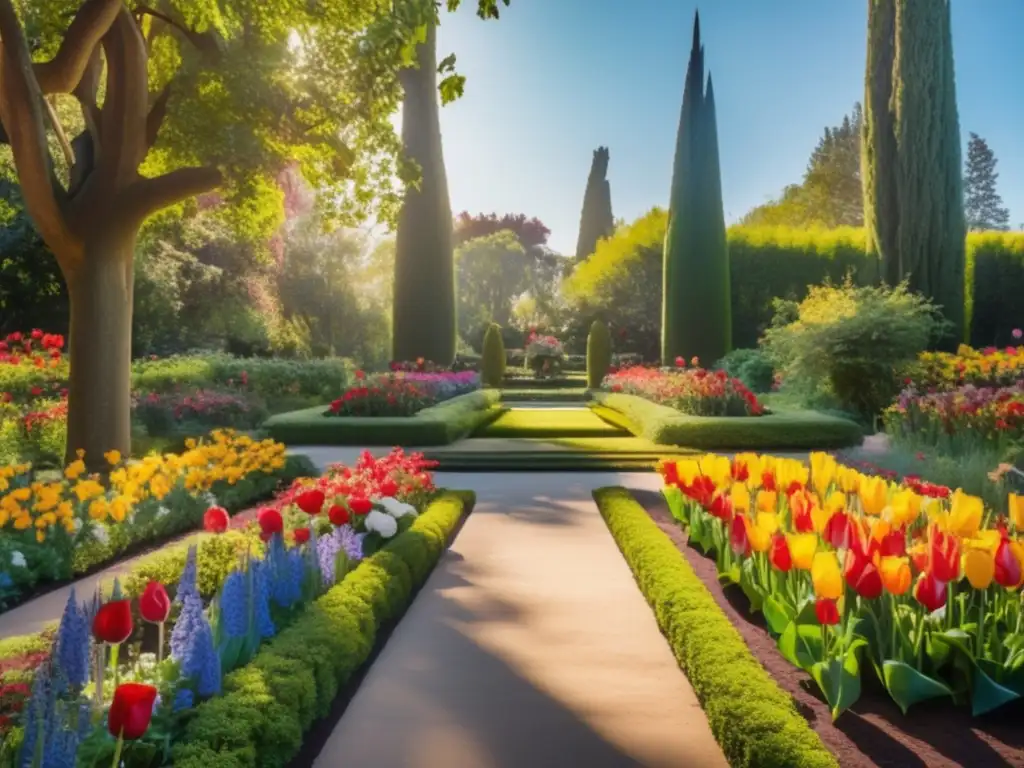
[[631, 488, 1024, 768]]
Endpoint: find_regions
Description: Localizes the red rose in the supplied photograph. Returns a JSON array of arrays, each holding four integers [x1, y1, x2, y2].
[[815, 598, 840, 626], [108, 683, 158, 740], [293, 527, 311, 544], [295, 489, 326, 515], [349, 497, 372, 516], [328, 504, 350, 526], [257, 508, 283, 541], [203, 506, 229, 534], [139, 582, 171, 624], [92, 600, 133, 644]]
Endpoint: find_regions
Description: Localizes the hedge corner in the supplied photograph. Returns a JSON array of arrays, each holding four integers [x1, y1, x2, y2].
[[592, 486, 837, 768]]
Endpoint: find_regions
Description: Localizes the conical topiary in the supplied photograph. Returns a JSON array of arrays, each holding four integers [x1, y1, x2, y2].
[[586, 319, 612, 389], [481, 323, 506, 388]]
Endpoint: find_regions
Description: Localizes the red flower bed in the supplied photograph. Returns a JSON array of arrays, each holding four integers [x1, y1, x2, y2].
[[603, 365, 764, 416]]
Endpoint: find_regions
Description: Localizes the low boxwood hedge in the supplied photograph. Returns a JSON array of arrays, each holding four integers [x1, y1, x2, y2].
[[262, 390, 503, 446], [172, 491, 472, 768], [591, 392, 862, 449], [593, 487, 837, 768]]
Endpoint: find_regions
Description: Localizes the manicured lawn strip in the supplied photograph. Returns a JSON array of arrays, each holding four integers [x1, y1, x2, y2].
[[173, 491, 472, 768], [262, 390, 502, 445], [474, 408, 629, 438], [593, 487, 837, 768], [592, 392, 863, 449], [425, 456, 660, 472], [499, 387, 590, 403]]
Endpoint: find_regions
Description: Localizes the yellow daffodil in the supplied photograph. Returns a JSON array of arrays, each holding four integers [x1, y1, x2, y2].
[[88, 498, 109, 522], [104, 450, 122, 466], [64, 459, 86, 480], [811, 551, 843, 600], [786, 533, 818, 570], [858, 475, 888, 516], [963, 547, 995, 590], [73, 479, 104, 503], [946, 491, 983, 539]]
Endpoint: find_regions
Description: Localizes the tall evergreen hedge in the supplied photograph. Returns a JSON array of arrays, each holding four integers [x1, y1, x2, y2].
[[574, 147, 615, 263], [392, 23, 457, 366], [662, 11, 731, 365]]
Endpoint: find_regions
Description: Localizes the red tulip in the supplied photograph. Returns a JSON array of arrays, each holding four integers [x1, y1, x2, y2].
[[328, 504, 350, 526], [761, 472, 777, 492], [293, 527, 311, 545], [92, 600, 133, 644], [380, 478, 398, 498], [257, 508, 283, 541], [815, 598, 840, 626], [791, 491, 816, 533], [348, 497, 372, 516], [994, 538, 1022, 588], [824, 511, 854, 550], [769, 533, 792, 572], [730, 515, 751, 557], [203, 506, 229, 534], [879, 529, 907, 557], [709, 493, 733, 522], [914, 572, 947, 613], [929, 529, 960, 582], [295, 489, 326, 515], [139, 582, 171, 624], [108, 683, 158, 740], [843, 549, 883, 599]]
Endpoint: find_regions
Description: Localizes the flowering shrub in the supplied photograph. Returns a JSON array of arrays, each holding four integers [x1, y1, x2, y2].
[[328, 370, 479, 417], [604, 365, 764, 417], [885, 383, 1024, 456], [659, 451, 1024, 719], [913, 342, 1024, 391], [525, 332, 564, 378]]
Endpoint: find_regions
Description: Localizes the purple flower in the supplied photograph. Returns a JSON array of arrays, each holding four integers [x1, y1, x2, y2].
[[316, 525, 364, 585]]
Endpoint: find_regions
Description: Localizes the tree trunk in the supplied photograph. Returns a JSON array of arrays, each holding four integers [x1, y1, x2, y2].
[[64, 230, 135, 467]]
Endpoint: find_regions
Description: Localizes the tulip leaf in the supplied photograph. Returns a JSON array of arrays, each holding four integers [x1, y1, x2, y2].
[[849, 613, 885, 682], [763, 594, 795, 636], [972, 659, 1021, 716], [740, 557, 765, 613], [662, 486, 687, 524], [778, 620, 824, 672], [933, 629, 975, 664], [689, 513, 710, 553], [882, 660, 953, 714], [810, 638, 865, 720], [925, 632, 953, 670]]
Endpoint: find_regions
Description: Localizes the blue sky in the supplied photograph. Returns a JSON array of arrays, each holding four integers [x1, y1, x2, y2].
[[434, 0, 1024, 255]]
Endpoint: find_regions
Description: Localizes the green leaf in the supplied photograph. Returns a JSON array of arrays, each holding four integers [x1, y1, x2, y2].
[[881, 660, 953, 714], [739, 557, 765, 613], [972, 660, 1020, 716], [437, 53, 457, 74], [662, 486, 687, 524], [763, 594, 796, 636], [810, 639, 865, 720], [778, 621, 825, 672]]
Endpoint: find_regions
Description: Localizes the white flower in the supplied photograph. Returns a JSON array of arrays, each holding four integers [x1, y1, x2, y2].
[[377, 497, 417, 519], [364, 510, 398, 539], [10, 551, 26, 569], [156, 506, 170, 520]]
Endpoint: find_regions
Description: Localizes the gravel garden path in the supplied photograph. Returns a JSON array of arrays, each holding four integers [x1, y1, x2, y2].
[[311, 471, 727, 768]]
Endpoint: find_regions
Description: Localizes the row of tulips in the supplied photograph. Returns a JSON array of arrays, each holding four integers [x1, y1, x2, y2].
[[2, 449, 436, 767], [604, 365, 764, 417], [913, 341, 1024, 392], [658, 451, 1024, 720]]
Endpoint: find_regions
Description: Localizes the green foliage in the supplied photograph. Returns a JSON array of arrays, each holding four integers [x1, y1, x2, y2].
[[574, 147, 615, 262], [174, 492, 473, 768], [964, 133, 1010, 232], [662, 13, 730, 365], [593, 393, 861, 450], [762, 280, 944, 421], [263, 390, 502, 446], [456, 231, 531, 340], [863, 0, 966, 344], [481, 323, 506, 387], [586, 319, 612, 389], [715, 348, 774, 394], [592, 487, 838, 768], [966, 231, 1024, 346]]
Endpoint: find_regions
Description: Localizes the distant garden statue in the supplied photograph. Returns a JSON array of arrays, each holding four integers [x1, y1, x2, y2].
[[525, 332, 564, 379]]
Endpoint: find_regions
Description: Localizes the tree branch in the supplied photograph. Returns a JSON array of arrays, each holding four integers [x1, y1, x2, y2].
[[34, 0, 121, 95], [43, 97, 75, 167], [98, 8, 150, 184], [0, 0, 78, 261], [146, 82, 172, 149], [135, 4, 222, 59], [124, 165, 223, 223]]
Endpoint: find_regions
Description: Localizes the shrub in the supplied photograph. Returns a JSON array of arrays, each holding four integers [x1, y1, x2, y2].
[[481, 323, 505, 387], [586, 319, 612, 389], [714, 348, 774, 393], [762, 280, 944, 422]]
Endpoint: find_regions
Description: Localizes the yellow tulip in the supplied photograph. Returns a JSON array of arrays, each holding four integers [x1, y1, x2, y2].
[[1009, 493, 1024, 530], [756, 511, 779, 536], [787, 533, 818, 570], [699, 454, 732, 489], [776, 458, 809, 490], [811, 551, 843, 600], [947, 491, 983, 539], [735, 453, 763, 487], [73, 480, 104, 503], [890, 490, 922, 529], [731, 483, 751, 515], [837, 466, 861, 493], [10, 488, 31, 503], [64, 459, 86, 480], [858, 476, 889, 516], [879, 556, 912, 595], [88, 499, 109, 522], [810, 452, 836, 497], [756, 490, 777, 514], [748, 517, 773, 554], [675, 459, 701, 486], [13, 513, 32, 530], [963, 547, 995, 590], [109, 496, 132, 524], [824, 491, 846, 514], [104, 450, 122, 466]]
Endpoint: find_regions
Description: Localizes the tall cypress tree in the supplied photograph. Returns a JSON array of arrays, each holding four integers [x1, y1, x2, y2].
[[574, 147, 615, 262], [392, 22, 457, 365], [661, 11, 730, 365], [862, 0, 966, 343]]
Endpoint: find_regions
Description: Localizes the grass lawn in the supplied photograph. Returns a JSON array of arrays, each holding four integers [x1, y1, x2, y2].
[[474, 408, 628, 438]]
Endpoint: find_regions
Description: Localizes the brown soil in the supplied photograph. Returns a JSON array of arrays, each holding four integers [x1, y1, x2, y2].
[[632, 489, 1024, 768]]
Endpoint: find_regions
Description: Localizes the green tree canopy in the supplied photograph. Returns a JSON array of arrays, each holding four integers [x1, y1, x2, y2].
[[964, 132, 1010, 231], [456, 229, 531, 339]]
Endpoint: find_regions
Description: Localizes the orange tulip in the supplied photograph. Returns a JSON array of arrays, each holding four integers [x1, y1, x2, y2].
[[879, 556, 912, 596]]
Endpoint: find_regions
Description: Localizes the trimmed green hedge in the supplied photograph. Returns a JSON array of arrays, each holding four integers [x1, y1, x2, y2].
[[593, 487, 837, 768], [592, 393, 862, 449], [173, 491, 472, 768], [262, 390, 503, 446]]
